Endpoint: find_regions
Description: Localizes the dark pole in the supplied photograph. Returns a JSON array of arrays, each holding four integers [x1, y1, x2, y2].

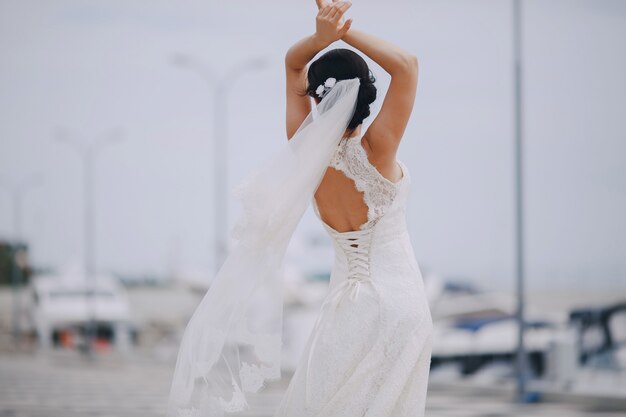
[[512, 0, 530, 402], [84, 145, 96, 355]]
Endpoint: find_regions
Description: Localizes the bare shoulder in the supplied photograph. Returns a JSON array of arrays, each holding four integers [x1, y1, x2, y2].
[[361, 130, 404, 183]]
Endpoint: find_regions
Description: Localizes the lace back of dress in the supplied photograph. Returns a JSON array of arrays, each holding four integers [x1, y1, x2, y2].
[[328, 136, 403, 230]]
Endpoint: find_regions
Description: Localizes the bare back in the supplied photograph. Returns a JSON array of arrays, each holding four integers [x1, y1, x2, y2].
[[313, 129, 404, 233]]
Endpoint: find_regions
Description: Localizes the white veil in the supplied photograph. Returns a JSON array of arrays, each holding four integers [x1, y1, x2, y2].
[[167, 77, 361, 417]]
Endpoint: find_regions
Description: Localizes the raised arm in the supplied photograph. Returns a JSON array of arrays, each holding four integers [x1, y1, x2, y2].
[[342, 28, 418, 156], [284, 1, 353, 140], [285, 35, 325, 140]]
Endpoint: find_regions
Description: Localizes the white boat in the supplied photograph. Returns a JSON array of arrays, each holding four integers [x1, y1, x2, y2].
[[25, 263, 134, 352]]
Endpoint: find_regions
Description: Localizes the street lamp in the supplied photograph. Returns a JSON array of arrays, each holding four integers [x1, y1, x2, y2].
[[512, 0, 531, 402], [53, 126, 124, 355], [0, 172, 43, 345], [170, 52, 269, 274]]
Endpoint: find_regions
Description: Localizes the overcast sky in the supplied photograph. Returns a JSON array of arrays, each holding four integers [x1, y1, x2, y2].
[[1, 0, 624, 291]]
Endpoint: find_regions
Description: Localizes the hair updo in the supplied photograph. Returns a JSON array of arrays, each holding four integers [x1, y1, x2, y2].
[[303, 48, 377, 138]]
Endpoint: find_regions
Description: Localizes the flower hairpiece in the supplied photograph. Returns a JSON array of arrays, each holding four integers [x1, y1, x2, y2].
[[315, 77, 337, 99]]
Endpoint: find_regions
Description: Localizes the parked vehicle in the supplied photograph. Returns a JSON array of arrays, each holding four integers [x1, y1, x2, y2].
[[25, 266, 136, 352]]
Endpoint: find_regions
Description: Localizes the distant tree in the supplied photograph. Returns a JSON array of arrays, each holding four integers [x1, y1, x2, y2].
[[0, 240, 32, 286]]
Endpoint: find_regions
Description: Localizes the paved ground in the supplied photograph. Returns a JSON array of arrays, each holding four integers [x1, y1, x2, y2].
[[0, 352, 624, 417], [426, 384, 626, 417]]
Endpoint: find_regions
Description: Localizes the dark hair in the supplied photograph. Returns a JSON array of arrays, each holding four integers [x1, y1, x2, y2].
[[301, 48, 377, 138]]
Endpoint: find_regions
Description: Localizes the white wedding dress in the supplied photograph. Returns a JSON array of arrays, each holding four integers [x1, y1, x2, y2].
[[274, 133, 433, 417], [166, 79, 431, 417]]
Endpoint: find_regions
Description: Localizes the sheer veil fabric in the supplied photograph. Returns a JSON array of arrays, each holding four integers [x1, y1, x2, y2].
[[167, 77, 361, 416]]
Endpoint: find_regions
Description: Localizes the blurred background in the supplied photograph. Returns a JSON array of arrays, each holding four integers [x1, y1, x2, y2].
[[1, 0, 625, 416]]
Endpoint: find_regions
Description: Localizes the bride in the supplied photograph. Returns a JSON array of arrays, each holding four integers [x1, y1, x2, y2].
[[167, 1, 433, 416]]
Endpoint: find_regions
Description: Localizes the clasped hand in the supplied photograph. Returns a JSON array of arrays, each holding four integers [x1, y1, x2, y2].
[[314, 0, 353, 46]]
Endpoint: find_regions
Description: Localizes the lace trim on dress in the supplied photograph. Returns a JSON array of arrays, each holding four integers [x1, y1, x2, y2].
[[328, 136, 406, 230]]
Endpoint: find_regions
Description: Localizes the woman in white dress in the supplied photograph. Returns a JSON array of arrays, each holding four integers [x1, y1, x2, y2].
[[167, 1, 432, 416], [275, 1, 434, 416]]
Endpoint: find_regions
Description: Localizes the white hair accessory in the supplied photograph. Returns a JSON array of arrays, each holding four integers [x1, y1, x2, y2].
[[315, 77, 337, 98]]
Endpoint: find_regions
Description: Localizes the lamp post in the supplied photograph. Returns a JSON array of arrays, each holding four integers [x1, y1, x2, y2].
[[170, 53, 268, 274], [53, 127, 124, 355], [512, 0, 531, 402], [0, 172, 43, 344]]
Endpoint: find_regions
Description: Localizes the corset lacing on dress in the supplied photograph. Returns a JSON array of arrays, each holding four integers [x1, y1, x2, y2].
[[304, 226, 375, 409], [328, 228, 375, 303]]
